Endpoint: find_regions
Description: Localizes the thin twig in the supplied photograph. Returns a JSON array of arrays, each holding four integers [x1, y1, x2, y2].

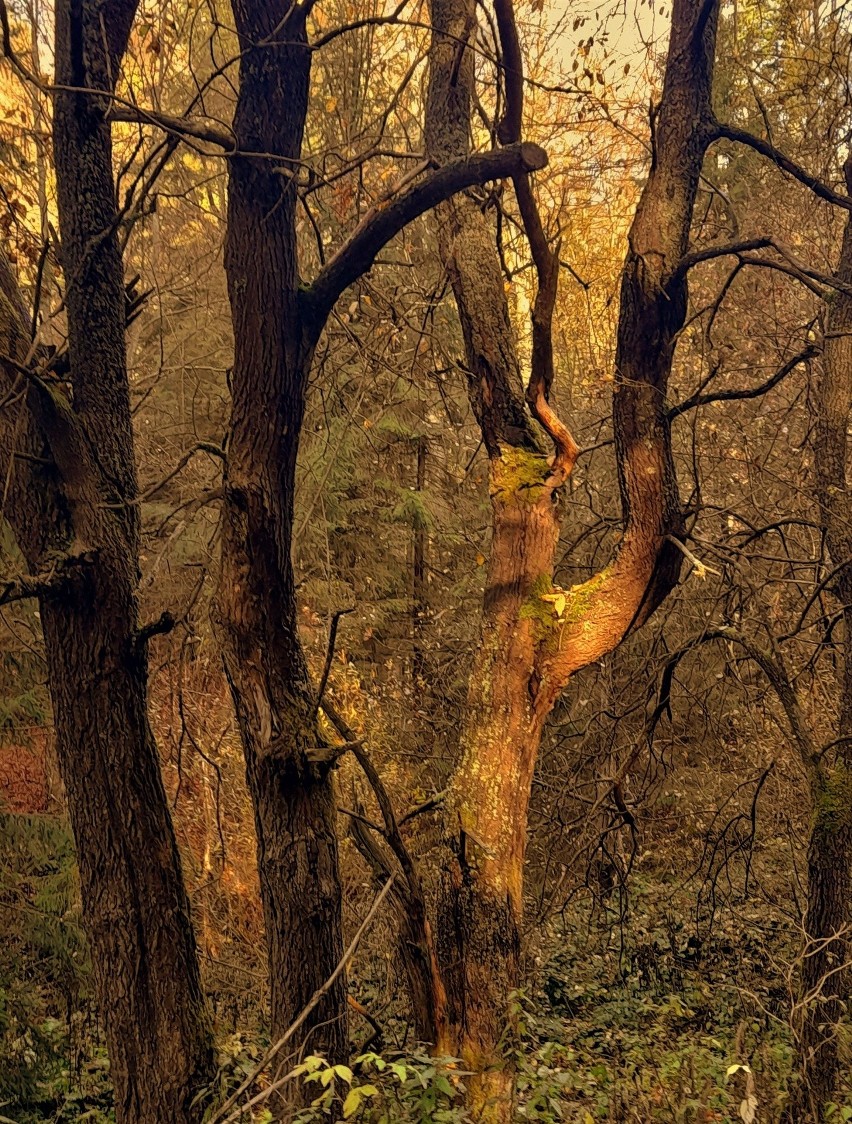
[[313, 607, 355, 721], [211, 876, 396, 1124]]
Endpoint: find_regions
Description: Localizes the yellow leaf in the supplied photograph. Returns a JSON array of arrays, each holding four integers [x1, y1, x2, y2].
[[726, 1063, 751, 1078], [342, 1088, 361, 1117], [541, 591, 567, 617], [325, 96, 338, 112], [476, 552, 485, 566]]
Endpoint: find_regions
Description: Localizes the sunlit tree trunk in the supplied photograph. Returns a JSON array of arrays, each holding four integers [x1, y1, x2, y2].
[[213, 5, 551, 1099], [423, 0, 717, 1115]]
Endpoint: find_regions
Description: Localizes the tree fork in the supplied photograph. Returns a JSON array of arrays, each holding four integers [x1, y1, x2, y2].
[[214, 0, 549, 1096], [422, 0, 718, 1117]]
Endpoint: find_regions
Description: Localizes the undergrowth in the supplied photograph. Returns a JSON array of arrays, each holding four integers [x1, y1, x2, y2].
[[2, 811, 849, 1122]]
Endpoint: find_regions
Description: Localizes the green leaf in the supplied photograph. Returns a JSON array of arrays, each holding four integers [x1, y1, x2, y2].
[[435, 1075, 454, 1096]]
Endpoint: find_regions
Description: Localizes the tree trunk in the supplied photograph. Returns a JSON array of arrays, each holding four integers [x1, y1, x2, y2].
[[790, 766, 852, 1122], [212, 4, 550, 1093], [0, 3, 215, 1120], [784, 153, 852, 1124], [423, 0, 716, 1115], [214, 2, 348, 1098], [412, 434, 428, 685], [39, 588, 214, 1123]]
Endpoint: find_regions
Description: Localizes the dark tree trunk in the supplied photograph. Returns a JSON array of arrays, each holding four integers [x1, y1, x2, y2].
[[0, 3, 215, 1120], [213, 3, 553, 1095], [422, 0, 716, 1115], [783, 153, 852, 1124], [412, 434, 428, 685], [791, 779, 852, 1122], [214, 2, 348, 1098]]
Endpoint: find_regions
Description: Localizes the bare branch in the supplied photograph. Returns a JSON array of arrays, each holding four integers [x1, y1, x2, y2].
[[311, 0, 412, 49], [669, 344, 819, 418], [712, 121, 852, 211], [109, 106, 234, 151], [304, 142, 548, 328], [738, 254, 829, 298], [312, 607, 355, 721], [321, 697, 420, 897], [134, 611, 177, 649], [399, 790, 445, 825], [305, 739, 363, 765], [653, 627, 818, 770], [137, 442, 226, 504], [0, 550, 94, 606], [673, 236, 774, 278], [210, 875, 396, 1124], [493, 0, 523, 145], [488, 0, 578, 479], [321, 695, 448, 1042]]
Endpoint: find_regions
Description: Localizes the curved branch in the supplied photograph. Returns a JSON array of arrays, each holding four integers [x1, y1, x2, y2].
[[653, 627, 818, 770], [669, 344, 819, 418], [493, 0, 524, 144], [673, 236, 774, 278], [304, 142, 548, 329], [738, 254, 829, 298], [676, 236, 851, 297], [321, 696, 447, 1045], [312, 607, 354, 721], [109, 105, 234, 150], [311, 0, 412, 49], [491, 0, 578, 478], [712, 121, 852, 212], [531, 0, 721, 712]]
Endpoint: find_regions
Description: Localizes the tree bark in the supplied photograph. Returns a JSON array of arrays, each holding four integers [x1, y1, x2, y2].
[[423, 0, 716, 1116], [783, 153, 852, 1124], [213, 3, 349, 1102], [0, 3, 215, 1120], [412, 434, 428, 685], [212, 2, 553, 1096]]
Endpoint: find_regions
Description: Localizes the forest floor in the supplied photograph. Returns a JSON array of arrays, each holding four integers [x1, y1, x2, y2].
[[1, 733, 844, 1123]]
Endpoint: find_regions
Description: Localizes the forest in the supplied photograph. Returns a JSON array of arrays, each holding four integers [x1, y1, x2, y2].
[[0, 0, 850, 1120]]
